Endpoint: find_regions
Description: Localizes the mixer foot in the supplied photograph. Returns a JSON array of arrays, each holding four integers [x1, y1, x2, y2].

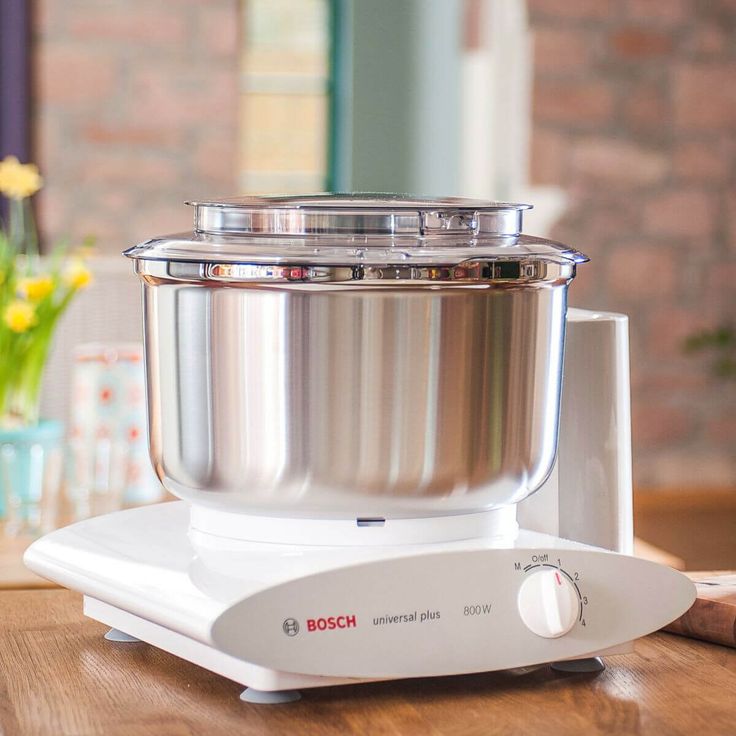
[[551, 656, 605, 674], [240, 688, 302, 704], [104, 628, 141, 643]]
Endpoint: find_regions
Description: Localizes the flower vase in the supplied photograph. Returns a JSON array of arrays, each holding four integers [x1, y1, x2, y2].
[[0, 419, 63, 536], [0, 155, 93, 536]]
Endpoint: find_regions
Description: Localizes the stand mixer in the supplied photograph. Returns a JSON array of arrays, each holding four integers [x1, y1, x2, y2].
[[25, 196, 695, 703]]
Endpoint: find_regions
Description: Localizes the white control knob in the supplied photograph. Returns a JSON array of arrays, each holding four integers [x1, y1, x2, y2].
[[517, 569, 579, 638]]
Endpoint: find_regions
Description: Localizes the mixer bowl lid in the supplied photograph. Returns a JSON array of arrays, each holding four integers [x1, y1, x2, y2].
[[189, 194, 529, 237], [124, 193, 588, 268]]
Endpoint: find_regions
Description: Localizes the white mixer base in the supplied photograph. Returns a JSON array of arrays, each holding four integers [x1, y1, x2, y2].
[[24, 502, 694, 694], [86, 596, 367, 693], [92, 599, 607, 702]]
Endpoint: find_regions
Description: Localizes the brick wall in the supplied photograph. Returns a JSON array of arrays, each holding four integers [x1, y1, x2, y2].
[[29, 0, 735, 490], [32, 0, 240, 251], [529, 0, 736, 488]]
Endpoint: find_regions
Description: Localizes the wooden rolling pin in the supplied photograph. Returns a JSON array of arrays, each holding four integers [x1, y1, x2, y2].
[[664, 571, 736, 648]]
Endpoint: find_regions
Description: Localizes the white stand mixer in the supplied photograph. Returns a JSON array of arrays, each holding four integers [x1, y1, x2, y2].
[[25, 308, 695, 703]]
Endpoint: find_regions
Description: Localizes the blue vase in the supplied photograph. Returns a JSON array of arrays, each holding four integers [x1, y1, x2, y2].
[[0, 420, 64, 530]]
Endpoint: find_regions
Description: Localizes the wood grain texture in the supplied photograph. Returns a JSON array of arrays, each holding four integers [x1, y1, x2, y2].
[[665, 571, 736, 648], [0, 590, 734, 736]]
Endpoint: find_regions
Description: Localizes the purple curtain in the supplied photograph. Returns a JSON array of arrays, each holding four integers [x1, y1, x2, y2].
[[0, 0, 31, 221], [0, 0, 30, 159]]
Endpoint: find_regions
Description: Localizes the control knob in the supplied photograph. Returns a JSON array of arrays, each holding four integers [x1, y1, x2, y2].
[[517, 568, 579, 638]]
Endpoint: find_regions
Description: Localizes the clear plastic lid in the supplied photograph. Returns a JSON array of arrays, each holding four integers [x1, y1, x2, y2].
[[124, 193, 588, 267]]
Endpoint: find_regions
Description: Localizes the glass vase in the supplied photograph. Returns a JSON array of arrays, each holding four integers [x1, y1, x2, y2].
[[0, 419, 64, 536]]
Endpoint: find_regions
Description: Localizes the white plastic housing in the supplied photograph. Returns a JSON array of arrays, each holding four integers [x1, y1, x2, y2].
[[24, 502, 694, 685], [519, 308, 633, 554]]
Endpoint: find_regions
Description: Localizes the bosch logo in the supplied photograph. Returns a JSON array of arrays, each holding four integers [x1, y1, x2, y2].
[[282, 618, 300, 636], [306, 615, 357, 632]]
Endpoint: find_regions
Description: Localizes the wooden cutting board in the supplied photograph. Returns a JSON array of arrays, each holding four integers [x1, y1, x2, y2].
[[664, 571, 736, 648]]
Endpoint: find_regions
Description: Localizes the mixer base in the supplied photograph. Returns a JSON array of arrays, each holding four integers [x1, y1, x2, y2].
[[87, 596, 371, 693], [23, 501, 694, 695]]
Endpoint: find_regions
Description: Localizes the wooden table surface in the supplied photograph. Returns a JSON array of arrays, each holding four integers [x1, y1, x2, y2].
[[0, 589, 734, 736]]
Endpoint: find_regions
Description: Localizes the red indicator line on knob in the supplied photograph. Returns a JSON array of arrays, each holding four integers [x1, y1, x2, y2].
[[555, 572, 562, 586]]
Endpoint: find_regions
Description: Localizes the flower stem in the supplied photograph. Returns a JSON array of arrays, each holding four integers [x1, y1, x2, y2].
[[9, 198, 24, 253], [23, 199, 39, 259]]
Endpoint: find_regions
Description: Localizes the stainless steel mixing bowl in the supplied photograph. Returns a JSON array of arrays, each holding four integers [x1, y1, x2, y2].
[[125, 195, 587, 518]]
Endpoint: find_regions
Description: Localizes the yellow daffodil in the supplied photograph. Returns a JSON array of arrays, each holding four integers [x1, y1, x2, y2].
[[3, 300, 36, 333], [0, 156, 43, 200], [62, 260, 93, 290], [18, 275, 54, 301]]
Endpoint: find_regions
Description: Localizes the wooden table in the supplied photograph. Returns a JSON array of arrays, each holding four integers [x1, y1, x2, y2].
[[0, 590, 734, 736]]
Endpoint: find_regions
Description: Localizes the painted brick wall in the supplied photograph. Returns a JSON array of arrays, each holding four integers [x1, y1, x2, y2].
[[529, 0, 736, 488], [32, 0, 240, 252]]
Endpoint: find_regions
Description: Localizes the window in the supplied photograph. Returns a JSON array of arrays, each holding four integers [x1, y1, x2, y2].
[[240, 0, 330, 194]]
